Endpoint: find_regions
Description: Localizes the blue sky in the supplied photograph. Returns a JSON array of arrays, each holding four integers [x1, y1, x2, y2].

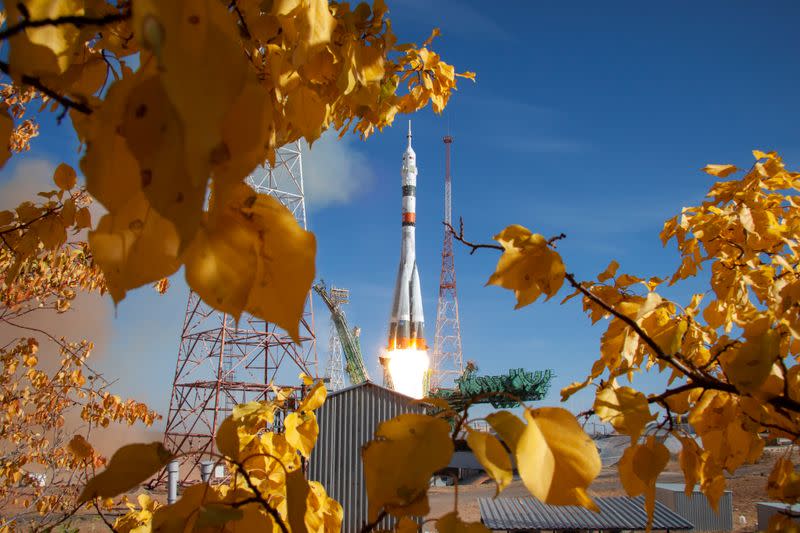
[[2, 0, 800, 427]]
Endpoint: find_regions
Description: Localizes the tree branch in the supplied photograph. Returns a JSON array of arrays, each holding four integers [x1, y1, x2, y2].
[[0, 61, 93, 115], [231, 459, 289, 533], [445, 218, 502, 255], [0, 12, 129, 42], [448, 219, 800, 425], [360, 510, 388, 533]]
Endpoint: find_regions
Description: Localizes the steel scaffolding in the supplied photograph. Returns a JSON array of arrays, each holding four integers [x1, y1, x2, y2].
[[325, 287, 349, 391], [161, 143, 317, 483]]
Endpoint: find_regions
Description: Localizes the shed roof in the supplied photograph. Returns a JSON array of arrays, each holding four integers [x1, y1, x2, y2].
[[326, 380, 422, 403], [479, 496, 693, 531]]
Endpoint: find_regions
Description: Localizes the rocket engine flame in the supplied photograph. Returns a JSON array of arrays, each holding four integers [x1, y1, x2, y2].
[[385, 348, 429, 399]]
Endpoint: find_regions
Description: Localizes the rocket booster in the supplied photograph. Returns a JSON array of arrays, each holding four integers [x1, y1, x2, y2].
[[388, 121, 425, 351]]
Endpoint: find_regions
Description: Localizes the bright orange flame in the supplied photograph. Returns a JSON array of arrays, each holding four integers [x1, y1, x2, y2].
[[385, 348, 429, 399]]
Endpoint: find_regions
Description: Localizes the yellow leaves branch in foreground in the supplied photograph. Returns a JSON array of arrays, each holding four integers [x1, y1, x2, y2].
[[1, 0, 474, 343], [451, 150, 800, 528]]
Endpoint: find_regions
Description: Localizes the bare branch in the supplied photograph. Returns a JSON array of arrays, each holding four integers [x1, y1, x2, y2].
[[445, 218, 502, 255], [0, 12, 129, 42], [360, 509, 388, 533], [0, 61, 93, 115]]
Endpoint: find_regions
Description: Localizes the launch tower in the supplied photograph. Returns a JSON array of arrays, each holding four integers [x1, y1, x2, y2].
[[161, 143, 317, 482]]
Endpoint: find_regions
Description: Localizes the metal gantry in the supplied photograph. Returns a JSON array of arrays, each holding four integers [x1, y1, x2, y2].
[[161, 142, 317, 482], [431, 135, 464, 391], [325, 287, 349, 391]]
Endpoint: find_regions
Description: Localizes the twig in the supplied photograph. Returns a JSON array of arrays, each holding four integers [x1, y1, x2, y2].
[[0, 12, 129, 41], [228, 1, 252, 40], [359, 509, 388, 533], [547, 233, 567, 247], [445, 218, 502, 255], [231, 460, 289, 533], [0, 61, 93, 115], [0, 206, 60, 237], [91, 498, 118, 532]]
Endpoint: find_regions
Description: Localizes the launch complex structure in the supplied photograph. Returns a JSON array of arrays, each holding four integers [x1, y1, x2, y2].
[[316, 122, 553, 404], [161, 126, 553, 480]]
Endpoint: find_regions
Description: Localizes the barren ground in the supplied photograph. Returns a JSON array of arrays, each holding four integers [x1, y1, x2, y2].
[[426, 445, 788, 532]]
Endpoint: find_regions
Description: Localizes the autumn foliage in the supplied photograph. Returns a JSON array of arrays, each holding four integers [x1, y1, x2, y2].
[[2, 0, 799, 532]]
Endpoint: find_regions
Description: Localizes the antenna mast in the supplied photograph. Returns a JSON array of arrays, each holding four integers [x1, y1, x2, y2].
[[431, 135, 463, 391]]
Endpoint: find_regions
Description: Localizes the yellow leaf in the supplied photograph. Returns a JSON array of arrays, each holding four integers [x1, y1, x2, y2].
[[284, 411, 318, 458], [68, 434, 94, 460], [216, 80, 274, 184], [151, 484, 223, 531], [396, 517, 419, 533], [286, 466, 310, 533], [196, 504, 243, 529], [466, 429, 513, 496], [295, 0, 336, 64], [597, 260, 620, 282], [720, 329, 779, 393], [768, 514, 800, 533], [487, 225, 565, 309], [485, 410, 525, 454], [362, 414, 453, 520], [516, 407, 600, 510], [768, 458, 800, 503], [75, 206, 92, 229], [561, 379, 591, 402], [618, 436, 669, 528], [436, 511, 491, 533], [215, 416, 239, 459], [132, 0, 248, 184], [53, 163, 77, 191], [299, 380, 327, 412], [594, 385, 654, 443], [89, 193, 181, 303], [0, 106, 12, 168], [79, 442, 173, 502], [7, 0, 85, 78], [120, 75, 205, 247], [183, 186, 316, 340], [81, 75, 145, 214], [702, 164, 737, 177], [285, 86, 328, 144], [678, 436, 701, 498]]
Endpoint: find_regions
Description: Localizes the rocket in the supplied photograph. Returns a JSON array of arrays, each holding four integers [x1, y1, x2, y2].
[[387, 121, 425, 351]]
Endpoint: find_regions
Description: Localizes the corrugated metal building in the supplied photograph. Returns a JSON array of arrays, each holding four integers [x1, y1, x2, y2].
[[308, 382, 427, 533], [479, 496, 693, 532], [655, 482, 732, 531], [756, 502, 800, 530]]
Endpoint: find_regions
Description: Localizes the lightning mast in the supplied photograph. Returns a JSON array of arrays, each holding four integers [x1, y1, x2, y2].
[[162, 142, 317, 483], [431, 135, 464, 391]]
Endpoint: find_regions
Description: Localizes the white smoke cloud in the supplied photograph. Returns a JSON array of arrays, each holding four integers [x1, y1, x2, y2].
[[0, 158, 58, 210], [301, 131, 374, 209]]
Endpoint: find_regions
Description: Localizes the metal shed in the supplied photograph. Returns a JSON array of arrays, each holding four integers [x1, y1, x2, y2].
[[756, 502, 800, 530], [307, 381, 427, 533], [655, 482, 731, 531], [479, 496, 693, 532]]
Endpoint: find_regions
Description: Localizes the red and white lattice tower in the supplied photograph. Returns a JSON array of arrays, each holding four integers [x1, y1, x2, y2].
[[430, 135, 463, 391], [162, 142, 317, 482]]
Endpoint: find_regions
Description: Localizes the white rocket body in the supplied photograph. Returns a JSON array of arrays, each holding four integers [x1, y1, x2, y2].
[[388, 121, 425, 351]]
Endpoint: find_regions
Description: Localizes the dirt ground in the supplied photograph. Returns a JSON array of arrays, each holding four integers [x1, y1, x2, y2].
[[426, 445, 789, 532]]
